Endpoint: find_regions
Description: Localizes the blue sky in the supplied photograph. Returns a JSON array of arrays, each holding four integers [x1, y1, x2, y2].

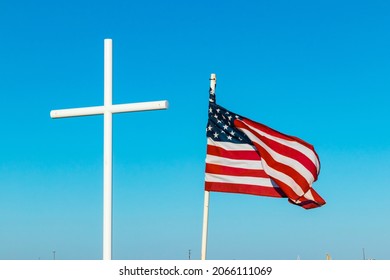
[[0, 0, 389, 260]]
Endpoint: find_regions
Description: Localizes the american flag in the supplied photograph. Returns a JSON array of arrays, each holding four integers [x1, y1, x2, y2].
[[205, 85, 325, 209]]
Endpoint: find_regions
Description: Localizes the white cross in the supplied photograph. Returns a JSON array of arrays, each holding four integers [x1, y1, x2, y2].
[[50, 39, 168, 260]]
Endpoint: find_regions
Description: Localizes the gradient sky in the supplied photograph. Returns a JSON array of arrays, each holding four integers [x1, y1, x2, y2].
[[0, 0, 389, 260]]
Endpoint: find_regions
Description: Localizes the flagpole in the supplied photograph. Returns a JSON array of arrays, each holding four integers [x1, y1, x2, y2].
[[201, 190, 210, 260], [201, 73, 216, 260]]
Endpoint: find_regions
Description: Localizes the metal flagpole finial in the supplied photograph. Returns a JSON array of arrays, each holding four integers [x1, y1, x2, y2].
[[209, 73, 217, 104]]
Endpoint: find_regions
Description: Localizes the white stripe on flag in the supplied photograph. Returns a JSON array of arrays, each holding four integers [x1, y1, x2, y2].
[[206, 154, 263, 170], [207, 138, 255, 151], [205, 173, 274, 187]]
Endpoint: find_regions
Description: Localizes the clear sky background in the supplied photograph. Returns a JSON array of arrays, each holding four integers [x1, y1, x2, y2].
[[0, 0, 389, 260]]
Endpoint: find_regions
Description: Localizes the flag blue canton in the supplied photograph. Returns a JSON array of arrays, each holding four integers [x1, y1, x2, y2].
[[206, 103, 251, 144]]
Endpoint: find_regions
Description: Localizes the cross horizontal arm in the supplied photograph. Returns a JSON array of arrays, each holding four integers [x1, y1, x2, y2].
[[50, 100, 169, 119]]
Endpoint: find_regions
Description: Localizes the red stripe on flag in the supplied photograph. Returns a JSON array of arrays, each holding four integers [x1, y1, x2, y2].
[[206, 163, 269, 177], [206, 144, 260, 161], [205, 182, 286, 198]]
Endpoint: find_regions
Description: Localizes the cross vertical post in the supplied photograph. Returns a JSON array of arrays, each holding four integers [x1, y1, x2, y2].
[[50, 39, 168, 260], [103, 38, 113, 260]]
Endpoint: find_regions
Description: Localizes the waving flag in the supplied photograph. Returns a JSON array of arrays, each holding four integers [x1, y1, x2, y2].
[[205, 85, 325, 209]]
